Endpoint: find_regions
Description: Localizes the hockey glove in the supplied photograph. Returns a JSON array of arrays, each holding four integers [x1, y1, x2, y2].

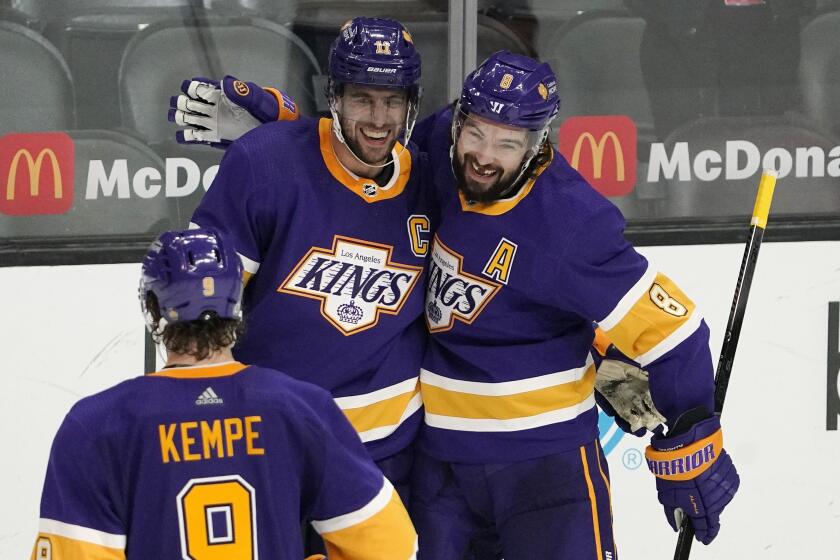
[[645, 411, 739, 544], [168, 75, 292, 147], [594, 356, 666, 436]]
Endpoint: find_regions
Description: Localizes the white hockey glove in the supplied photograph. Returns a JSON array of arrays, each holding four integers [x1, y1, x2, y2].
[[168, 75, 293, 147], [594, 359, 666, 434]]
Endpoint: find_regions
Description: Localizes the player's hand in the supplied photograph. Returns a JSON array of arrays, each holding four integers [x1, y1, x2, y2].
[[645, 413, 740, 544], [594, 357, 665, 435], [168, 75, 289, 148], [304, 555, 326, 560]]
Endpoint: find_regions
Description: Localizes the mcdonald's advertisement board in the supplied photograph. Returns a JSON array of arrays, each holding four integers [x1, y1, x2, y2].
[[1, 240, 838, 559], [0, 132, 74, 216]]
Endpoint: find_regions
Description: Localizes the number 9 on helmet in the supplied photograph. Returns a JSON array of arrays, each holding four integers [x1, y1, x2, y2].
[[139, 228, 244, 334]]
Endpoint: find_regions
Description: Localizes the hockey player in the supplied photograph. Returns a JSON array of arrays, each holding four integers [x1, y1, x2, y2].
[[182, 17, 434, 517], [170, 50, 736, 557], [409, 52, 739, 558], [30, 228, 418, 560]]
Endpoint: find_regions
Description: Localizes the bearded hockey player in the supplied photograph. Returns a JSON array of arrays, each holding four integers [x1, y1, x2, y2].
[[30, 228, 417, 560], [408, 51, 739, 558]]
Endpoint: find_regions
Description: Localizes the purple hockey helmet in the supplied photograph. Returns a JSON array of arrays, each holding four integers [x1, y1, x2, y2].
[[457, 50, 560, 132], [139, 228, 243, 332], [329, 17, 421, 92], [450, 51, 561, 201], [327, 17, 422, 164]]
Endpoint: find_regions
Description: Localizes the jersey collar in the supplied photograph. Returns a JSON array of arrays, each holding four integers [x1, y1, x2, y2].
[[148, 361, 248, 379], [458, 150, 554, 216], [319, 118, 412, 202]]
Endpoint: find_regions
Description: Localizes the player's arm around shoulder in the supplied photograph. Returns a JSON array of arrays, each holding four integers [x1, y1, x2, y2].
[[31, 404, 126, 560], [297, 385, 417, 560]]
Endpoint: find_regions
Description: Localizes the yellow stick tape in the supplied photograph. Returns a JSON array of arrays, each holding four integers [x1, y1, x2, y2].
[[751, 170, 777, 229]]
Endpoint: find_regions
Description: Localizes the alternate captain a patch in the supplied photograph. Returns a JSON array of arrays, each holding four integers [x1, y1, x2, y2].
[[426, 235, 501, 333], [279, 235, 423, 335]]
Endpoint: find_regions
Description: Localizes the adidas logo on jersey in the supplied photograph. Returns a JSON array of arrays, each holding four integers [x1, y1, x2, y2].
[[195, 387, 223, 406]]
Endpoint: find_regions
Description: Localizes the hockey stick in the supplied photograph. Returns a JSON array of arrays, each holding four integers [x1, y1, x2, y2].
[[673, 169, 777, 560]]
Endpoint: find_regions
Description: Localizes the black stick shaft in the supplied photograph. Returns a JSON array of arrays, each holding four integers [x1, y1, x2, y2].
[[673, 170, 777, 560]]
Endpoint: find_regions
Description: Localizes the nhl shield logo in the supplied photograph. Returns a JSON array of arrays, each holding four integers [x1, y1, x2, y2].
[[279, 235, 422, 335], [425, 235, 501, 333]]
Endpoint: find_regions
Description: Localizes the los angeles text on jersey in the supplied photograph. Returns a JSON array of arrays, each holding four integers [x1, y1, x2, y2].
[[159, 416, 264, 463], [426, 235, 501, 333], [279, 235, 423, 335]]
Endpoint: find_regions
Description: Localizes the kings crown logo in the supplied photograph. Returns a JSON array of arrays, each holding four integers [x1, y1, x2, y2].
[[337, 300, 364, 324], [426, 300, 442, 324], [280, 236, 422, 335]]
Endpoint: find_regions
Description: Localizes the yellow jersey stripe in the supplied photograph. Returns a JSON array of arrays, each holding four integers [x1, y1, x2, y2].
[[32, 533, 125, 560], [316, 480, 418, 560], [602, 272, 698, 361], [355, 392, 422, 443], [424, 394, 597, 432], [580, 447, 604, 560], [422, 364, 596, 421], [338, 383, 421, 439], [635, 312, 702, 367]]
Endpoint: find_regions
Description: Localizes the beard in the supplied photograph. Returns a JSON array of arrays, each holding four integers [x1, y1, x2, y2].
[[454, 152, 520, 203], [340, 116, 401, 166]]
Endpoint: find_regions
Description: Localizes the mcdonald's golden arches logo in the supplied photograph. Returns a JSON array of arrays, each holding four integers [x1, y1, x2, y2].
[[0, 132, 74, 216], [558, 116, 637, 197]]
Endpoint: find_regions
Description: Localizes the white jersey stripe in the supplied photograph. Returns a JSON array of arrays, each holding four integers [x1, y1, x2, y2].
[[357, 392, 423, 443], [312, 477, 393, 534], [424, 395, 597, 432], [597, 264, 657, 331], [333, 377, 419, 410], [636, 311, 704, 367], [38, 518, 126, 549], [420, 355, 593, 396]]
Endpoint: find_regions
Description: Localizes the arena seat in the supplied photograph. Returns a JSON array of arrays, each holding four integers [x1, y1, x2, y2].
[[13, 1, 229, 130], [0, 21, 74, 135], [118, 17, 321, 145], [535, 10, 654, 151], [659, 116, 840, 218], [0, 130, 178, 238], [800, 10, 840, 138]]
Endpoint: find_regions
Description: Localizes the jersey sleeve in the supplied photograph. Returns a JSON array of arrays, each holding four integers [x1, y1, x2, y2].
[[190, 141, 275, 279], [31, 413, 125, 560], [303, 391, 417, 560], [556, 201, 715, 424]]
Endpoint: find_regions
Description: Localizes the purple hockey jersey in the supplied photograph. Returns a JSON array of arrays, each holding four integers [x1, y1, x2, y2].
[[31, 362, 418, 560], [191, 117, 435, 460], [413, 108, 715, 464]]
